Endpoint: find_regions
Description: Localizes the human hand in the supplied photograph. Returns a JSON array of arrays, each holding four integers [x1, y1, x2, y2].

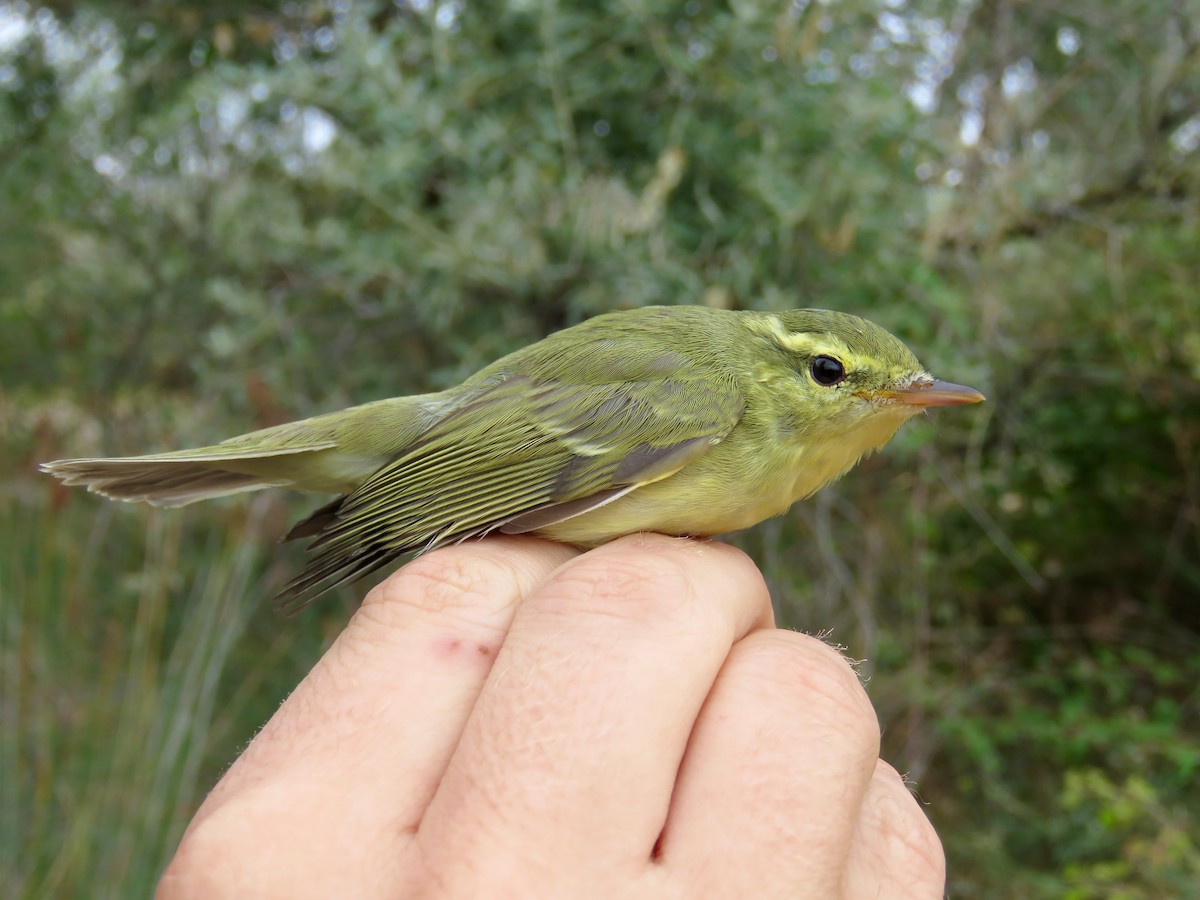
[[159, 535, 944, 898]]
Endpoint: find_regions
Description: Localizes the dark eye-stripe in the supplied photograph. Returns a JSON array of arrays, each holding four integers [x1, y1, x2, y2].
[[810, 356, 846, 386]]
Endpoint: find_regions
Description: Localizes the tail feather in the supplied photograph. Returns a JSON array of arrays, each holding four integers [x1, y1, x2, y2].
[[39, 457, 286, 507], [40, 437, 340, 507]]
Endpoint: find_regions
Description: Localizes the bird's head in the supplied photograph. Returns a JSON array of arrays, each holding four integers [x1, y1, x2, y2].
[[752, 309, 984, 450]]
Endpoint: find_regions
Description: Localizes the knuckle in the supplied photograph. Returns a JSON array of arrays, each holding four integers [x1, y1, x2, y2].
[[360, 546, 524, 629], [331, 547, 527, 684], [545, 547, 697, 628], [736, 631, 880, 755]]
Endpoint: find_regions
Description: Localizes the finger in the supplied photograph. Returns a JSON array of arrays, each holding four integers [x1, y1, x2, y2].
[[184, 538, 577, 848], [841, 762, 946, 899], [418, 535, 775, 882], [662, 630, 880, 897]]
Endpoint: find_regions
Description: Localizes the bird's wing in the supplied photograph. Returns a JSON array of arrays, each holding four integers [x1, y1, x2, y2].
[[276, 367, 743, 609]]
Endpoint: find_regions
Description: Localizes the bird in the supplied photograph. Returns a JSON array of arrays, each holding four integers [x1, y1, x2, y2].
[[41, 305, 984, 610]]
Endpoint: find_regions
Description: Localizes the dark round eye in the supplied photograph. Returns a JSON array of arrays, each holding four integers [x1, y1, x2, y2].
[[810, 355, 846, 386]]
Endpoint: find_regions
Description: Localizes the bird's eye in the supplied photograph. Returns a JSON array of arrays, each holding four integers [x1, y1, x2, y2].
[[810, 356, 846, 386]]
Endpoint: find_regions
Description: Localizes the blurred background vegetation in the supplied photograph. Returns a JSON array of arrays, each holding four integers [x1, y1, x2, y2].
[[2, 0, 1198, 895]]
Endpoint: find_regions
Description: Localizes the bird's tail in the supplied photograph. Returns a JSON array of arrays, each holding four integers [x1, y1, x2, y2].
[[39, 443, 335, 508], [38, 393, 450, 507]]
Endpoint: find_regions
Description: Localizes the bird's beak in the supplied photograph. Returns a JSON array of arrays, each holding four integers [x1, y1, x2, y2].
[[867, 379, 986, 407]]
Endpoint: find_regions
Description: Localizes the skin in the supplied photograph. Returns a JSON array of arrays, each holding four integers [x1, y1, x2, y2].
[[157, 536, 945, 899]]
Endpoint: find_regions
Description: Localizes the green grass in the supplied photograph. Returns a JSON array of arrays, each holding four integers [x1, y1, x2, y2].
[[1, 492, 321, 897]]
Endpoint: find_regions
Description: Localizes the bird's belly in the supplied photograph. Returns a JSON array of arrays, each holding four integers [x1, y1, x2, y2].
[[536, 455, 804, 545], [535, 417, 904, 546]]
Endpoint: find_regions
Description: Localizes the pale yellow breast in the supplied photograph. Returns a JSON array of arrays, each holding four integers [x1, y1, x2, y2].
[[539, 409, 911, 544]]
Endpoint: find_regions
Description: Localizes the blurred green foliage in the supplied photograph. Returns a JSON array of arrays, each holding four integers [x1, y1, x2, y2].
[[2, 0, 1198, 896]]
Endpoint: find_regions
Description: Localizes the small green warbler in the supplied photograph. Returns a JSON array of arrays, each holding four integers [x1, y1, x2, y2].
[[42, 306, 983, 608]]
